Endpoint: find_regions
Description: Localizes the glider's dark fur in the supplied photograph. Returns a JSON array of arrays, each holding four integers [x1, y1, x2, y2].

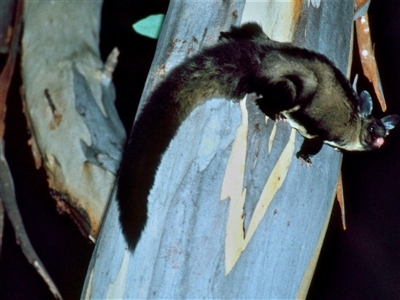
[[117, 23, 399, 250]]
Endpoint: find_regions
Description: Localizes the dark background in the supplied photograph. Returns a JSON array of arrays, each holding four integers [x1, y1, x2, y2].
[[1, 0, 400, 299]]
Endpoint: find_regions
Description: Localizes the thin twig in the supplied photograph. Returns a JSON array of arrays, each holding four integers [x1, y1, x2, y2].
[[336, 170, 346, 230], [0, 199, 4, 255], [0, 146, 63, 299], [0, 0, 63, 298]]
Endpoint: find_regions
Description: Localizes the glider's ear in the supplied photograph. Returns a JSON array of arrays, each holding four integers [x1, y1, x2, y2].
[[381, 115, 400, 133], [358, 90, 373, 118]]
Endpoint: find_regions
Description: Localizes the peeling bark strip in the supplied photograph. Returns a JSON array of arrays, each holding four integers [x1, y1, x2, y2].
[[21, 1, 124, 239], [0, 0, 21, 139], [0, 0, 17, 53], [73, 64, 125, 175], [83, 1, 354, 299], [354, 0, 387, 111]]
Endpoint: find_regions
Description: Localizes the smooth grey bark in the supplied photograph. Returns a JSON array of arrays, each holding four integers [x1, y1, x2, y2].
[[21, 0, 125, 239]]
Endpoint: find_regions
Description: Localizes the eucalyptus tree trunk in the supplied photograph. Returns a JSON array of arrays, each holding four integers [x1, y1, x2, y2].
[[82, 0, 354, 298], [21, 0, 125, 239]]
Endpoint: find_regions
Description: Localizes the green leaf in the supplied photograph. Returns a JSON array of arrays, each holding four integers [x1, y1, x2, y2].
[[132, 14, 165, 39]]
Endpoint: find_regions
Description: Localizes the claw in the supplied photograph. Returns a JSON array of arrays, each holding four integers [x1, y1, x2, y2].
[[275, 113, 287, 123], [296, 152, 313, 167]]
